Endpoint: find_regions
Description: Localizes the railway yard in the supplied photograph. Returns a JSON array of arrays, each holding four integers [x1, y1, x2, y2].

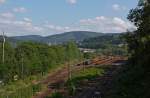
[[33, 56, 127, 98]]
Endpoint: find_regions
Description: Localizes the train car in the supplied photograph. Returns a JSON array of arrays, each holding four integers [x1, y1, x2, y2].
[[84, 59, 92, 65]]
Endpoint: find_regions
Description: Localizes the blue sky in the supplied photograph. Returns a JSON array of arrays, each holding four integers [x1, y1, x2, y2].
[[0, 0, 138, 36]]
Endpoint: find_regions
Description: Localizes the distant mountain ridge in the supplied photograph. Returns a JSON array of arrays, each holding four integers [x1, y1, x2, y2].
[[9, 31, 104, 44], [45, 31, 103, 44], [10, 35, 46, 43], [1, 31, 122, 45]]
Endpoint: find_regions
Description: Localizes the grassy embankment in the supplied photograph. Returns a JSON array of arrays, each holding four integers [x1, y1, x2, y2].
[[0, 61, 75, 98]]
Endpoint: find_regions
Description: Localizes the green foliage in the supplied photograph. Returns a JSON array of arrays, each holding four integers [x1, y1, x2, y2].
[[79, 34, 123, 49], [50, 92, 65, 98], [0, 84, 41, 98], [0, 41, 81, 97], [66, 67, 104, 95], [65, 41, 81, 61], [46, 31, 103, 44], [0, 41, 81, 82], [73, 67, 104, 79], [83, 52, 96, 59], [125, 0, 150, 66], [108, 1, 150, 98], [0, 42, 16, 83], [79, 34, 127, 56], [67, 81, 76, 96], [110, 64, 150, 98], [8, 31, 103, 44], [96, 45, 128, 56]]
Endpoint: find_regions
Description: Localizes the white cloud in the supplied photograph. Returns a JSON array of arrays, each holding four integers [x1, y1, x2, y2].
[[112, 4, 120, 11], [67, 0, 77, 4], [95, 16, 106, 21], [23, 17, 32, 22], [64, 26, 70, 30], [0, 0, 5, 4], [79, 16, 135, 33], [0, 15, 44, 36], [45, 24, 55, 29], [0, 12, 135, 36], [44, 16, 135, 35], [13, 7, 27, 13], [0, 12, 14, 19], [112, 4, 127, 11], [45, 24, 68, 32]]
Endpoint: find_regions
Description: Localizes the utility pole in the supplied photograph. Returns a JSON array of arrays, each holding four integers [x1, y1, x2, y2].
[[2, 31, 5, 64], [21, 54, 24, 79], [67, 61, 71, 80], [83, 55, 85, 72]]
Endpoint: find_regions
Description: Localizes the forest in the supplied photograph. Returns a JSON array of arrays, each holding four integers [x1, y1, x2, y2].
[[0, 41, 81, 84], [79, 34, 127, 56]]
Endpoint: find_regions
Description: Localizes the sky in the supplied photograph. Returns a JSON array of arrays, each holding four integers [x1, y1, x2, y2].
[[0, 0, 138, 36]]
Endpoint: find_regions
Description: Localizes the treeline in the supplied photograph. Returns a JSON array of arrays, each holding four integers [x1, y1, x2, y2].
[[79, 34, 123, 49], [79, 34, 127, 56], [0, 41, 81, 83]]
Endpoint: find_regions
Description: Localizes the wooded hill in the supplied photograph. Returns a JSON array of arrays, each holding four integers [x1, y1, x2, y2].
[[9, 31, 103, 44], [79, 33, 123, 49]]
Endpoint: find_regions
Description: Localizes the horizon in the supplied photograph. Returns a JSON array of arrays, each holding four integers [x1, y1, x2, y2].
[[6, 30, 122, 37], [0, 0, 137, 36]]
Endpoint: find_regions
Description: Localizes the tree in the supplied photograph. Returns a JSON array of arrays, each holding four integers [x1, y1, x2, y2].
[[0, 42, 16, 82], [126, 0, 150, 66], [0, 40, 82, 84], [113, 1, 150, 97]]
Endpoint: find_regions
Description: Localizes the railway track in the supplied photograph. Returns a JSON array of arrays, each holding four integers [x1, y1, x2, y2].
[[32, 56, 127, 98], [73, 63, 122, 98]]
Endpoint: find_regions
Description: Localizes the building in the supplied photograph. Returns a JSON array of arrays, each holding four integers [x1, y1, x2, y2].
[[79, 48, 96, 53]]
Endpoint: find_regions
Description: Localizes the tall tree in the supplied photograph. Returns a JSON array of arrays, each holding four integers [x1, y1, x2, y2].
[[126, 0, 150, 66], [115, 1, 150, 97]]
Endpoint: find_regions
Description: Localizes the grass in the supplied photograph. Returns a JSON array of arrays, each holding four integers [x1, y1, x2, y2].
[[0, 73, 43, 98], [46, 92, 65, 98], [0, 60, 80, 98], [71, 67, 104, 83], [0, 63, 65, 98], [0, 84, 41, 98], [66, 67, 105, 95]]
